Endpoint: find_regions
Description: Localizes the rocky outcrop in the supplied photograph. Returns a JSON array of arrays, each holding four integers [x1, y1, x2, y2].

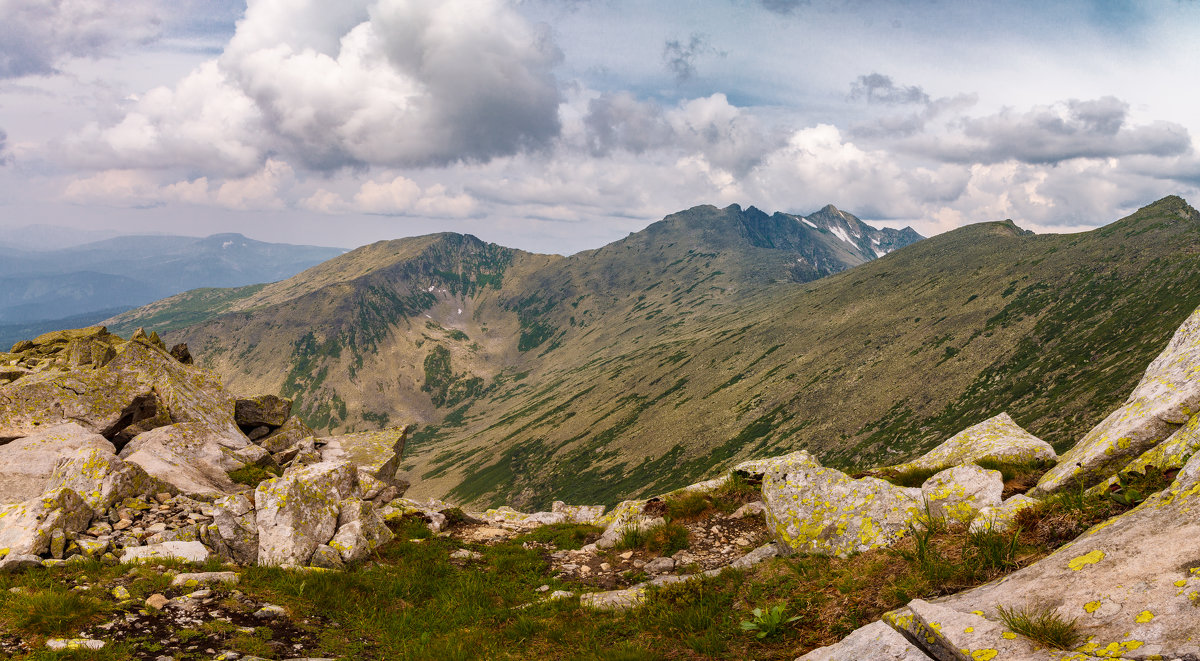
[[234, 395, 293, 429], [0, 327, 244, 446], [199, 493, 258, 565], [0, 423, 116, 503], [889, 449, 1200, 660], [762, 459, 922, 557], [886, 412, 1056, 475], [1035, 305, 1200, 495], [733, 450, 821, 478], [120, 423, 249, 498], [318, 425, 412, 490]]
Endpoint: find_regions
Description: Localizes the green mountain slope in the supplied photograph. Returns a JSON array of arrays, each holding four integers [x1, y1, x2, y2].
[[105, 196, 1200, 511]]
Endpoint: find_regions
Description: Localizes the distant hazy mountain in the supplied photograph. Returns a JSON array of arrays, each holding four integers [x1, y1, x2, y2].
[[0, 233, 345, 340], [106, 197, 1200, 511], [0, 224, 124, 251]]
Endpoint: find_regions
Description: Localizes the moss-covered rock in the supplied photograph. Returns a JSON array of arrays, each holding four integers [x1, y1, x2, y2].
[[762, 461, 922, 557], [329, 497, 393, 563], [886, 413, 1056, 476], [47, 446, 168, 510], [907, 448, 1200, 660], [318, 424, 411, 489], [0, 487, 92, 558]]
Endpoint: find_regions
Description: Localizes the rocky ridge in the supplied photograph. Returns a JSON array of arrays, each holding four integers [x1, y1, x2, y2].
[[3, 302, 1200, 658]]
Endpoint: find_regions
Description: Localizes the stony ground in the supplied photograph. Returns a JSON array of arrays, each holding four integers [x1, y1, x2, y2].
[[0, 499, 777, 661]]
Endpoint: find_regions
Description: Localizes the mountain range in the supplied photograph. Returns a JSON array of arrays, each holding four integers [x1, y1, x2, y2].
[[105, 196, 1200, 510]]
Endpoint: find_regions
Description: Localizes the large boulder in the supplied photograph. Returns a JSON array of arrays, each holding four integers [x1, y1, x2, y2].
[[920, 464, 1003, 526], [46, 447, 166, 510], [0, 423, 115, 504], [0, 334, 243, 444], [885, 600, 1107, 661], [255, 461, 359, 566], [763, 462, 922, 557], [0, 487, 92, 558], [897, 448, 1200, 660], [0, 367, 157, 442], [1035, 305, 1200, 495], [318, 425, 411, 490], [120, 423, 249, 499], [1086, 410, 1200, 497], [235, 395, 292, 428], [886, 413, 1056, 475]]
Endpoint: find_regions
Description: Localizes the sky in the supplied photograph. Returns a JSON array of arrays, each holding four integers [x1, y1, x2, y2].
[[1, 0, 1199, 254]]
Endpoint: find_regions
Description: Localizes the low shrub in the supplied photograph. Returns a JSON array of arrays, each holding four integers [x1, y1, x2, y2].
[[227, 464, 282, 487]]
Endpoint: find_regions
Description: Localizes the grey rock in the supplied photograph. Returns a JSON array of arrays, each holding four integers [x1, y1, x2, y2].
[[0, 487, 93, 557], [762, 461, 922, 557], [885, 412, 1055, 475], [797, 620, 932, 661]]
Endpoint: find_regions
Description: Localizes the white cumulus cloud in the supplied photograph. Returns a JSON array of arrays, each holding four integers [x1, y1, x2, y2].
[[65, 0, 563, 174]]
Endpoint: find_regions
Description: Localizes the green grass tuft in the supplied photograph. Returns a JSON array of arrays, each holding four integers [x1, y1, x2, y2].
[[996, 604, 1081, 649]]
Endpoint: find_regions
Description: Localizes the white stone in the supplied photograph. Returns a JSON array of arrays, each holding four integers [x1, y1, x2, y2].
[[121, 540, 210, 564], [797, 620, 932, 661]]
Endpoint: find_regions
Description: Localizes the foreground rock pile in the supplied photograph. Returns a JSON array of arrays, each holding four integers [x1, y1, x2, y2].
[[5, 301, 1200, 660], [0, 326, 410, 571]]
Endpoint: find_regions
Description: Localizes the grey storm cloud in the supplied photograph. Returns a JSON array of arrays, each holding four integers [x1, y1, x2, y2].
[[583, 92, 673, 156], [582, 91, 787, 176], [663, 34, 721, 82], [757, 0, 809, 15], [0, 0, 161, 78], [849, 73, 931, 105], [938, 96, 1193, 165], [0, 128, 8, 165]]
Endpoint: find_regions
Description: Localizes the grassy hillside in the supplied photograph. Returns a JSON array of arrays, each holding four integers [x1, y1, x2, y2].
[[107, 196, 1200, 510]]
